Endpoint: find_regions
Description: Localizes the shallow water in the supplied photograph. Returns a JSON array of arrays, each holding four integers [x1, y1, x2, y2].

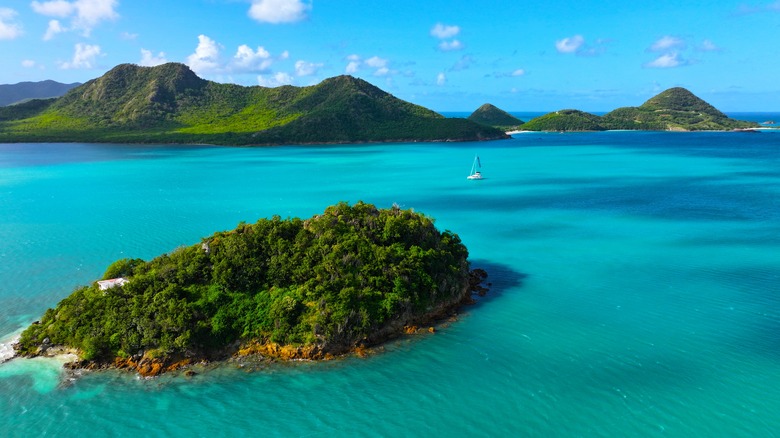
[[1, 129, 779, 436]]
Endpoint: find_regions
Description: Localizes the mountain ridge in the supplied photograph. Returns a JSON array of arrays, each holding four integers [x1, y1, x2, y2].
[[0, 80, 81, 107], [0, 63, 507, 145]]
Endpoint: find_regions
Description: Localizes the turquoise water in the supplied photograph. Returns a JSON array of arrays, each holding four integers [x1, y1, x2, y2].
[[1, 131, 779, 437]]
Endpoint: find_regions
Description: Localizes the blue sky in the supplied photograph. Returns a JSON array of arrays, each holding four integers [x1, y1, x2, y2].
[[1, 0, 779, 111]]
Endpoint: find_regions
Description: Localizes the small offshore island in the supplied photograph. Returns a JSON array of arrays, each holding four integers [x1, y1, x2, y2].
[[468, 88, 759, 132], [14, 202, 489, 377]]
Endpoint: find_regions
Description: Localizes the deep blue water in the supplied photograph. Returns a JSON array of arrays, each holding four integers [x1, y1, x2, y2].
[[1, 130, 779, 436]]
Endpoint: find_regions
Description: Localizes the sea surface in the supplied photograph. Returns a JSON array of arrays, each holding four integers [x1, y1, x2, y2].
[[1, 126, 779, 437]]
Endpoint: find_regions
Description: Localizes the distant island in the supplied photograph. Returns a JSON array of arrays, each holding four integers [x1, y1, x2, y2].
[[14, 202, 489, 376], [0, 80, 80, 107], [0, 63, 506, 146], [467, 103, 524, 131], [517, 88, 758, 132]]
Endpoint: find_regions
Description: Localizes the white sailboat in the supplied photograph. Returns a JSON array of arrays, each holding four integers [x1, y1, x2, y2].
[[467, 155, 483, 180]]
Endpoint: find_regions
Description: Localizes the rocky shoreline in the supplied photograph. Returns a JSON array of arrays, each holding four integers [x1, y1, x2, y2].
[[15, 269, 490, 378]]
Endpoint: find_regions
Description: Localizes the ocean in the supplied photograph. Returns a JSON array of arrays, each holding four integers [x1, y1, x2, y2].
[[1, 125, 779, 436]]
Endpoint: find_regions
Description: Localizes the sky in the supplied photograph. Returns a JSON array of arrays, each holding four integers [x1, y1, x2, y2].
[[1, 0, 780, 112]]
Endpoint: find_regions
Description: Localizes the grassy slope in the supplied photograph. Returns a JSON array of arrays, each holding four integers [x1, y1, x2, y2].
[[0, 63, 506, 145]]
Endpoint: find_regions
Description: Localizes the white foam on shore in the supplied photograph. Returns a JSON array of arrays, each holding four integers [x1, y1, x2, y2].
[[0, 334, 20, 364]]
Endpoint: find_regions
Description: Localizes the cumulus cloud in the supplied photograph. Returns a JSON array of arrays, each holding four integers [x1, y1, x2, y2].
[[649, 35, 685, 52], [120, 31, 138, 40], [21, 59, 37, 68], [436, 72, 446, 86], [431, 22, 463, 52], [248, 0, 311, 24], [430, 23, 460, 39], [294, 60, 322, 76], [59, 43, 102, 69], [32, 0, 118, 37], [187, 34, 222, 74], [186, 35, 291, 77], [345, 55, 395, 76], [257, 72, 294, 87], [0, 8, 23, 40], [511, 69, 525, 76], [139, 49, 167, 67], [555, 35, 585, 53], [233, 44, 273, 72], [644, 52, 684, 68], [43, 19, 66, 40]]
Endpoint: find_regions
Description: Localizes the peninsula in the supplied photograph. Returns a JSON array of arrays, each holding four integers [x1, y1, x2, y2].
[[14, 202, 489, 376], [0, 63, 507, 145], [517, 87, 757, 132]]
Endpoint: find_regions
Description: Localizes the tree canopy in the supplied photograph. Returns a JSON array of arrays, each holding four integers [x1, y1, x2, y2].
[[17, 202, 475, 363]]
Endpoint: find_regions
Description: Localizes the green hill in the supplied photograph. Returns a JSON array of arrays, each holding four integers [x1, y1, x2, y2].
[[0, 63, 506, 145], [467, 103, 524, 129], [601, 87, 756, 131], [520, 109, 604, 131], [15, 202, 488, 375], [520, 88, 757, 132]]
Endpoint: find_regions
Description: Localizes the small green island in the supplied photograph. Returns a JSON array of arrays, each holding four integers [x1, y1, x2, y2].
[[15, 202, 488, 376], [467, 103, 524, 131], [503, 87, 758, 132], [0, 62, 507, 145]]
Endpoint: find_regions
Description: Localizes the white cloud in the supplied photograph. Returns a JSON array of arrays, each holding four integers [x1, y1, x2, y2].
[[698, 39, 721, 52], [644, 52, 683, 68], [365, 56, 387, 69], [139, 49, 167, 67], [233, 44, 273, 72], [120, 31, 138, 40], [248, 0, 311, 24], [436, 72, 446, 86], [555, 35, 585, 53], [0, 8, 23, 40], [438, 39, 464, 51], [345, 60, 360, 74], [31, 0, 118, 37], [21, 59, 37, 68], [257, 72, 294, 87], [295, 60, 322, 76], [31, 0, 74, 17], [43, 19, 66, 41], [511, 69, 525, 76], [186, 35, 222, 74], [343, 55, 397, 77], [649, 35, 685, 52], [430, 23, 460, 39], [59, 43, 102, 69]]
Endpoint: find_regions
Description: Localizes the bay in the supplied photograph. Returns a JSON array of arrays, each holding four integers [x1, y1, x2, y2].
[[1, 129, 779, 437]]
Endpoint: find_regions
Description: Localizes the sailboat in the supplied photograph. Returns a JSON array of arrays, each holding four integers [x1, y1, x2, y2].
[[467, 155, 483, 180]]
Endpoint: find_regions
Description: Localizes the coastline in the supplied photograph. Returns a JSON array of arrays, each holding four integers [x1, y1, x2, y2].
[[15, 268, 489, 379]]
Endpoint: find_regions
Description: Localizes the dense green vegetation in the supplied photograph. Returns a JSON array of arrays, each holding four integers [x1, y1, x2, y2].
[[521, 109, 605, 131], [17, 202, 475, 362], [0, 63, 506, 145], [467, 103, 524, 130], [521, 88, 758, 132]]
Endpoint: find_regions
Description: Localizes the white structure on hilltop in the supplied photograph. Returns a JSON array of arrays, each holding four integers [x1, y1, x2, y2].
[[97, 277, 129, 291]]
